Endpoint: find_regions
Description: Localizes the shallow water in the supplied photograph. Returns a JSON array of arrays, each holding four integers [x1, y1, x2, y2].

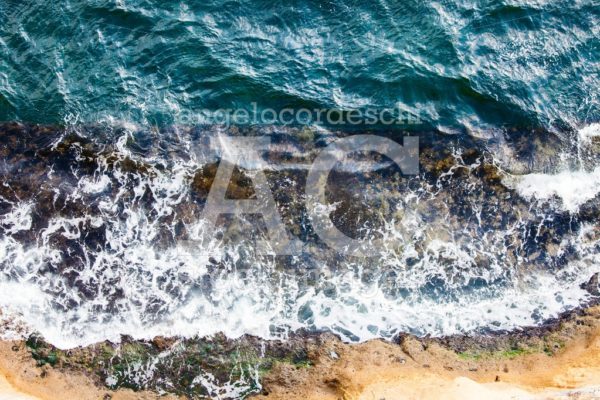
[[0, 124, 598, 350]]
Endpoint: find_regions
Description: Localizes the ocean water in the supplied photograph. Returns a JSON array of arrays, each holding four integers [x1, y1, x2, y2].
[[1, 0, 598, 133], [0, 0, 599, 356]]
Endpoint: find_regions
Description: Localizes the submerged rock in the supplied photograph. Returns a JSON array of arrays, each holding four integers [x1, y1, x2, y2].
[[581, 273, 600, 296], [1, 123, 600, 399]]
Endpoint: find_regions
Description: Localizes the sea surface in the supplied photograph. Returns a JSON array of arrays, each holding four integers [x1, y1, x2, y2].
[[0, 0, 600, 362]]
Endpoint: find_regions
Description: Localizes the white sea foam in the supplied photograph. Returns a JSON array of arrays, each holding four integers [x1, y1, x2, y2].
[[78, 175, 111, 194], [1, 218, 598, 348], [510, 167, 600, 212], [579, 123, 600, 144], [0, 203, 32, 234]]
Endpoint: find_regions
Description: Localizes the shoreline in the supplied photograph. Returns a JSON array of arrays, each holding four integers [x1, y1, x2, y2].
[[254, 312, 600, 399], [0, 306, 599, 399]]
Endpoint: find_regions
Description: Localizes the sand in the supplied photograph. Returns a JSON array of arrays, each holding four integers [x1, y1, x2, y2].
[[0, 374, 38, 400]]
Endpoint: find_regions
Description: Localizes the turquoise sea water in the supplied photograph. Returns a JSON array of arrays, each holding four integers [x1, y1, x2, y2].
[[0, 0, 598, 136]]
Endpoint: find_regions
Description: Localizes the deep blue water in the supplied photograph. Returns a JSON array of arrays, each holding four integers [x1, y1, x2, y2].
[[0, 0, 598, 136]]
